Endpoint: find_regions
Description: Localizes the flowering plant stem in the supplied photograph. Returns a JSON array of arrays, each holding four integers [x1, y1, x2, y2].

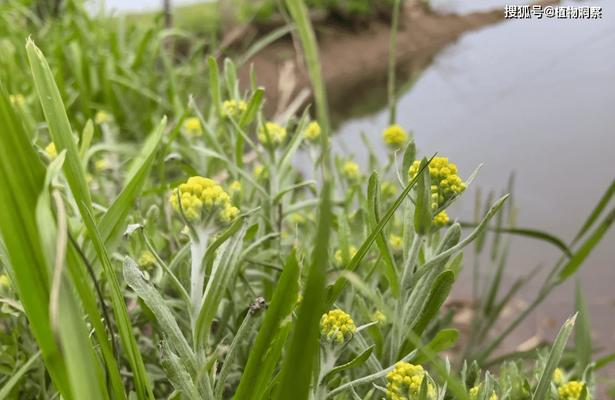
[[190, 228, 211, 318]]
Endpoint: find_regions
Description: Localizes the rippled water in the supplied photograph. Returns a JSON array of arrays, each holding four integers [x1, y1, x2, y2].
[[331, 0, 615, 353]]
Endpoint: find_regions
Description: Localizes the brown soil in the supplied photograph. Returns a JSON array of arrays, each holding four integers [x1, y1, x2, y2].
[[237, 3, 507, 118]]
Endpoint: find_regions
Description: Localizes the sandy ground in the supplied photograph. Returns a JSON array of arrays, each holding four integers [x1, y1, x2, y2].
[[237, 3, 506, 117]]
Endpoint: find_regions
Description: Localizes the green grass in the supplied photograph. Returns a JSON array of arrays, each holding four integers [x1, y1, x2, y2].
[[0, 0, 614, 399]]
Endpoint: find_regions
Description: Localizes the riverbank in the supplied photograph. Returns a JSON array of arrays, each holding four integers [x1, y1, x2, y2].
[[238, 2, 505, 119]]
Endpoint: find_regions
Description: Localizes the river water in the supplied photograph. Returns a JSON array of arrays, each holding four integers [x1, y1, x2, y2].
[[332, 0, 615, 360]]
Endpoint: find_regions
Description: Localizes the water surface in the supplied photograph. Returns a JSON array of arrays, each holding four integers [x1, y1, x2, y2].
[[332, 0, 615, 355]]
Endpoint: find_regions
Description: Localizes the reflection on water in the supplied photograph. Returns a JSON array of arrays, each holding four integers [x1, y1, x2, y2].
[[331, 0, 615, 352]]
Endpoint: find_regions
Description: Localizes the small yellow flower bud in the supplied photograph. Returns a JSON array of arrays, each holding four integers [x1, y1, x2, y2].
[[381, 181, 398, 198], [342, 160, 360, 181], [95, 159, 110, 172], [386, 362, 435, 399], [95, 111, 112, 125], [258, 122, 286, 146], [45, 142, 57, 159], [389, 234, 403, 252], [183, 117, 202, 136], [372, 310, 386, 323], [138, 251, 156, 269], [382, 124, 408, 149], [288, 212, 306, 225], [253, 164, 267, 180], [9, 94, 25, 107], [558, 381, 586, 400], [553, 368, 565, 385], [335, 246, 357, 265], [320, 309, 357, 344], [433, 211, 449, 228], [303, 121, 321, 141], [469, 385, 498, 400], [222, 99, 247, 119], [0, 274, 10, 290]]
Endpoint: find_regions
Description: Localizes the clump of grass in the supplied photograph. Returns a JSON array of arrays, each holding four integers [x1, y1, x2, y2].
[[0, 1, 614, 399]]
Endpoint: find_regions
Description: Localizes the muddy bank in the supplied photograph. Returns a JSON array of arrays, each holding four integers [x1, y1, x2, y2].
[[238, 3, 508, 121]]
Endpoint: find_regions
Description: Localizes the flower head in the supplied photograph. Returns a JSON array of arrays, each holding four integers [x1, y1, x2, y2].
[[288, 212, 307, 225], [253, 164, 268, 180], [386, 362, 435, 400], [553, 368, 565, 386], [0, 274, 10, 290], [9, 94, 25, 107], [320, 309, 357, 343], [45, 142, 57, 160], [408, 157, 465, 211], [229, 180, 241, 194], [342, 160, 360, 181], [381, 181, 398, 199], [95, 158, 110, 172], [558, 381, 586, 400], [258, 122, 287, 146], [470, 385, 498, 400], [389, 234, 403, 252], [95, 111, 112, 125], [169, 176, 239, 225], [183, 117, 202, 136], [372, 310, 387, 324], [138, 251, 156, 269], [382, 124, 408, 149], [335, 246, 357, 265], [222, 99, 247, 119], [433, 211, 449, 227], [303, 121, 321, 142]]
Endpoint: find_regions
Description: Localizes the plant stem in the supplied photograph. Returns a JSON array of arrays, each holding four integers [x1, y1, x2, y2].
[[387, 0, 402, 125], [190, 228, 210, 317]]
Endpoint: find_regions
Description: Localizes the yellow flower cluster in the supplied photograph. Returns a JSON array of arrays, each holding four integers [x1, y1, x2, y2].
[[320, 309, 357, 343], [386, 362, 435, 400], [288, 212, 306, 225], [258, 122, 286, 146], [253, 164, 267, 180], [229, 180, 241, 194], [9, 94, 25, 107], [183, 117, 203, 136], [553, 368, 564, 386], [335, 246, 357, 265], [382, 124, 408, 149], [372, 310, 386, 323], [45, 142, 57, 159], [433, 211, 449, 227], [469, 385, 498, 400], [138, 251, 156, 269], [95, 159, 110, 172], [0, 274, 10, 290], [381, 181, 398, 198], [169, 176, 239, 224], [342, 161, 360, 181], [408, 157, 465, 211], [558, 381, 586, 400], [389, 234, 403, 251], [222, 99, 247, 119], [95, 111, 112, 125], [303, 121, 321, 141]]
